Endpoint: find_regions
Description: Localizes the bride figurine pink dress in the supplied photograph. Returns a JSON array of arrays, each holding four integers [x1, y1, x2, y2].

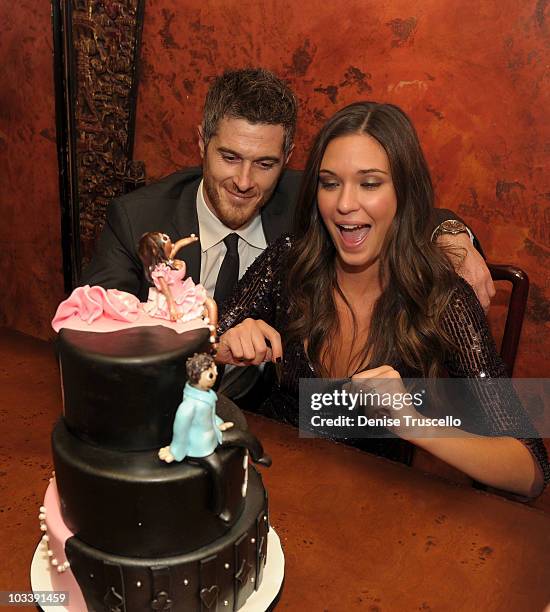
[[52, 232, 218, 341], [144, 262, 206, 322], [138, 232, 217, 330]]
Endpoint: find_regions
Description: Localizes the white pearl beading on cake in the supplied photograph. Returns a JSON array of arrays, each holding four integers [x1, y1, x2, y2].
[[38, 506, 70, 574], [37, 498, 268, 595]]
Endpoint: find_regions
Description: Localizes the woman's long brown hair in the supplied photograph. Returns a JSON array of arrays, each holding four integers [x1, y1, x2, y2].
[[286, 102, 456, 377]]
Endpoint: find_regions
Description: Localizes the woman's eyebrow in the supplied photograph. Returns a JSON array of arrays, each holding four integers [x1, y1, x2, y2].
[[319, 168, 389, 175], [358, 168, 389, 175]]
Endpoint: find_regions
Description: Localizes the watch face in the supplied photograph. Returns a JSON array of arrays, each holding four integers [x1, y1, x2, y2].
[[442, 220, 466, 234]]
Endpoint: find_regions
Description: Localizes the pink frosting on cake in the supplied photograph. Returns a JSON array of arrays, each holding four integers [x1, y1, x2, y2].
[[143, 263, 208, 322], [41, 480, 86, 611], [51, 285, 208, 335]]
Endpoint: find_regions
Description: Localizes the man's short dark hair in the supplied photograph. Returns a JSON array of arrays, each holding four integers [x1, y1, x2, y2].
[[202, 68, 297, 156], [186, 353, 215, 384]]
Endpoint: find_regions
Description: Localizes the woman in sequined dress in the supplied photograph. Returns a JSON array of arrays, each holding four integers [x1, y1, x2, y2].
[[216, 102, 549, 498]]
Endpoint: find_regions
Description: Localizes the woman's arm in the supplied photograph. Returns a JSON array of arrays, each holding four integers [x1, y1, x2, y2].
[[216, 235, 291, 366], [217, 235, 292, 334], [435, 279, 548, 497], [170, 234, 198, 259], [353, 282, 549, 498], [353, 362, 547, 498], [411, 430, 544, 498]]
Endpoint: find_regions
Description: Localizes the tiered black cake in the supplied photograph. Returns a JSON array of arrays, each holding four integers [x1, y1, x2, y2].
[[41, 325, 270, 611]]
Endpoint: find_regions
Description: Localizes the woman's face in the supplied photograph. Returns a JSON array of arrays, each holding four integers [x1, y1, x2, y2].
[[317, 133, 397, 273]]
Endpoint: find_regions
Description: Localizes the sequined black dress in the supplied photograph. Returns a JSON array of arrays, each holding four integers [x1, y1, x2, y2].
[[218, 235, 549, 489]]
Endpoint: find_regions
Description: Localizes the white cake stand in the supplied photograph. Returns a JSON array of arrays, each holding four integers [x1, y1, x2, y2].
[[31, 528, 285, 612]]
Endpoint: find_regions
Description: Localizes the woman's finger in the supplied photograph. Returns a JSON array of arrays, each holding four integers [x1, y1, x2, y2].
[[259, 321, 283, 362], [237, 328, 258, 362], [219, 330, 247, 364], [248, 325, 270, 365]]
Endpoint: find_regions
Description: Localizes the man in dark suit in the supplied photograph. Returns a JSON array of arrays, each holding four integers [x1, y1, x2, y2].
[[81, 69, 302, 306]]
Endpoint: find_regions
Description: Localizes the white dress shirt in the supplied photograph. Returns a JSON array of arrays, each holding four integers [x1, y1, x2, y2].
[[196, 180, 267, 396], [196, 180, 267, 295]]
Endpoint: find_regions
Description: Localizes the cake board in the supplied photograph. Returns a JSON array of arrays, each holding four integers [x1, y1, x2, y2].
[[31, 528, 285, 612]]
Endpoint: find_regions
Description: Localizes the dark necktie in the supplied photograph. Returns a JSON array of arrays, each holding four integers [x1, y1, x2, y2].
[[213, 233, 240, 308]]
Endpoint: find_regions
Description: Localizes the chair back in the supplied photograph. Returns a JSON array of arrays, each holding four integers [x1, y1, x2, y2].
[[487, 264, 529, 375]]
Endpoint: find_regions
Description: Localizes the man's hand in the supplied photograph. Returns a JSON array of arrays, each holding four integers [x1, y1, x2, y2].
[[437, 233, 495, 311], [217, 318, 282, 366]]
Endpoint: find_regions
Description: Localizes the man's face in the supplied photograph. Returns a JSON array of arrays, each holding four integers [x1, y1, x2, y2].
[[198, 117, 293, 230]]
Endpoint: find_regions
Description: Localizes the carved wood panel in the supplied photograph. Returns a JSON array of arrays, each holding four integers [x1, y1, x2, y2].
[[53, 0, 146, 289]]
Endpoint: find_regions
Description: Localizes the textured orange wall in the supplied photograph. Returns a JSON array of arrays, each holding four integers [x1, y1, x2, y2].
[[0, 2, 65, 339], [134, 0, 550, 377]]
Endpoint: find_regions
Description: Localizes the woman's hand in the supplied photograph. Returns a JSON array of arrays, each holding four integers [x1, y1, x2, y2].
[[216, 318, 282, 366], [351, 365, 421, 437], [352, 367, 543, 497]]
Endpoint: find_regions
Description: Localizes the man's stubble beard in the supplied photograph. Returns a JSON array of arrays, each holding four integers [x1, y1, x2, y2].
[[203, 173, 265, 231]]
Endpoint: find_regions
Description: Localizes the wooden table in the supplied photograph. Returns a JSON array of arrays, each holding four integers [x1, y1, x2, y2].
[[1, 328, 549, 611]]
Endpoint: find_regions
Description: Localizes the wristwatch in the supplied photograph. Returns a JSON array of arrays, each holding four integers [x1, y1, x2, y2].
[[431, 219, 474, 243]]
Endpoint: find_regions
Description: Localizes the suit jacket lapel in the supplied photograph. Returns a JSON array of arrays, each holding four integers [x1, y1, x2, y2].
[[171, 176, 202, 284]]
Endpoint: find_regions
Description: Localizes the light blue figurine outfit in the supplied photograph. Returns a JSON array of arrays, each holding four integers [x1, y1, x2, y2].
[[166, 380, 272, 523], [169, 382, 223, 460]]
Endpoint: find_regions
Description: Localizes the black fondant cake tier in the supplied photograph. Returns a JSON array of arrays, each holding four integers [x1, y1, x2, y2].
[[58, 326, 211, 451], [45, 322, 273, 611], [65, 468, 269, 612], [53, 413, 247, 557]]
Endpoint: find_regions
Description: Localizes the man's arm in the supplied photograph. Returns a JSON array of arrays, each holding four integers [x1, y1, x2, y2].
[[79, 199, 144, 296], [431, 208, 495, 311], [431, 208, 484, 255]]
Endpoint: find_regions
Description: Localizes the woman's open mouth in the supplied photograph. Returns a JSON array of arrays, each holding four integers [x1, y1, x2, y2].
[[336, 224, 371, 247]]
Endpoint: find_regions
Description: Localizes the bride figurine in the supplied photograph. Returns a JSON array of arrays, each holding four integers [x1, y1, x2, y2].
[[138, 232, 217, 333]]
